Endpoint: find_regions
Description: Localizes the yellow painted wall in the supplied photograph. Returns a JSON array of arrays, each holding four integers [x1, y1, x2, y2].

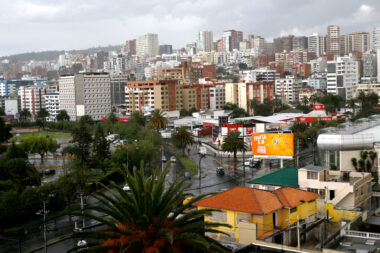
[[325, 203, 360, 222]]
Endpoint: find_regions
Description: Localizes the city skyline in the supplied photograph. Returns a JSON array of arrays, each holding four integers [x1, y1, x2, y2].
[[1, 0, 380, 56]]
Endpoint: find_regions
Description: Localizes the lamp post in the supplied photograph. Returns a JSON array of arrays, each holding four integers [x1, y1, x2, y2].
[[36, 193, 54, 253]]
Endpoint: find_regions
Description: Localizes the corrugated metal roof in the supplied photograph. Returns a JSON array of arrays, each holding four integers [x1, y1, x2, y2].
[[248, 167, 298, 188]]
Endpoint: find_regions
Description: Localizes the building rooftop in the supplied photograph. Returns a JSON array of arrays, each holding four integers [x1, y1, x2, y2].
[[301, 165, 326, 171], [248, 167, 298, 188], [193, 186, 319, 214]]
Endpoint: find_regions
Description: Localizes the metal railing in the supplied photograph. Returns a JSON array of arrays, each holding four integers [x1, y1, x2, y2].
[[345, 230, 380, 240]]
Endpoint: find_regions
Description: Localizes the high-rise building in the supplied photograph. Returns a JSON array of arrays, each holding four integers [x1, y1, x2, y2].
[[292, 36, 308, 50], [124, 39, 136, 54], [327, 25, 340, 56], [362, 52, 377, 79], [308, 33, 326, 57], [207, 83, 225, 110], [348, 32, 370, 53], [222, 30, 243, 52], [273, 35, 294, 53], [339, 34, 349, 56], [216, 39, 224, 52], [326, 56, 358, 100], [197, 31, 213, 52], [239, 40, 250, 51], [136, 33, 159, 58], [44, 92, 59, 122], [110, 75, 128, 112], [373, 26, 380, 82], [248, 34, 255, 48], [275, 76, 302, 104], [253, 36, 265, 51], [159, 45, 173, 55], [59, 73, 111, 121], [18, 85, 47, 115]]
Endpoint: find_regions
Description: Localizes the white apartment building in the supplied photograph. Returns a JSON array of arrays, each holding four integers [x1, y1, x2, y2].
[[0, 96, 19, 116], [373, 26, 380, 82], [0, 82, 17, 97], [326, 56, 358, 100], [209, 84, 225, 110], [275, 75, 302, 104], [44, 93, 59, 122], [310, 58, 327, 73], [242, 68, 280, 83], [327, 25, 340, 55], [59, 73, 112, 121], [125, 81, 155, 114], [308, 33, 326, 57], [136, 33, 159, 58], [197, 31, 213, 52], [18, 85, 46, 115]]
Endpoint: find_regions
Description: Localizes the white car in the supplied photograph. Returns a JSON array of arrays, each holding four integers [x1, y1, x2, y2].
[[170, 156, 176, 163], [123, 184, 130, 191]]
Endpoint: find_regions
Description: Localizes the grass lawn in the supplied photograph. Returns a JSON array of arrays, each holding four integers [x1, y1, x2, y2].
[[10, 131, 71, 141], [165, 144, 198, 176]]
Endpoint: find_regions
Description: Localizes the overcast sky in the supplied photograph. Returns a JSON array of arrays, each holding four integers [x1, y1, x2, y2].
[[1, 0, 380, 56]]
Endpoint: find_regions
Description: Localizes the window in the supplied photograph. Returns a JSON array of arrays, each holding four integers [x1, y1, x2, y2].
[[307, 171, 318, 180], [290, 207, 297, 213]]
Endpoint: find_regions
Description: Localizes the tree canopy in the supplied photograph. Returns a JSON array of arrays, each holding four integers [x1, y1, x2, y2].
[[221, 131, 247, 160]]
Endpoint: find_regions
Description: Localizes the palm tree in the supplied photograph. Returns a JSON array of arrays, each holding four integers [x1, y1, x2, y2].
[[130, 111, 145, 126], [347, 99, 356, 116], [351, 158, 358, 171], [71, 166, 230, 252], [221, 131, 247, 161], [301, 96, 309, 107], [172, 126, 195, 155], [149, 109, 168, 131]]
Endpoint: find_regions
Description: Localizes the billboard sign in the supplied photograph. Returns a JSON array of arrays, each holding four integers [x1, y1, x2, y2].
[[313, 104, 325, 110], [252, 133, 294, 157]]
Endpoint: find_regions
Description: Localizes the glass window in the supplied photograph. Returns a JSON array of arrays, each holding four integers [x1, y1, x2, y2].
[[307, 171, 318, 180]]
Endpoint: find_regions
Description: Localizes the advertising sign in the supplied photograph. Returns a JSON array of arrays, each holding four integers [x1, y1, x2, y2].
[[252, 133, 294, 157], [313, 104, 325, 110]]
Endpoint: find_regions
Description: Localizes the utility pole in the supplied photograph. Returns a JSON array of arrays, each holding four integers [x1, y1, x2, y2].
[[297, 215, 300, 251], [242, 126, 245, 185], [80, 193, 85, 229], [296, 138, 300, 168], [198, 154, 205, 193]]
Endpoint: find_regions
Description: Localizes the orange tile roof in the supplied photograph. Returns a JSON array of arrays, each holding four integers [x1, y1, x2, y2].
[[274, 187, 319, 208], [193, 187, 283, 215]]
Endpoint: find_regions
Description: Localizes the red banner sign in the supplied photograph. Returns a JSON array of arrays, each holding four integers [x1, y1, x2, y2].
[[313, 104, 325, 110]]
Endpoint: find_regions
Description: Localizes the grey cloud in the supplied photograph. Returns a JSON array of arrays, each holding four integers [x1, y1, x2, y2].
[[1, 0, 380, 56]]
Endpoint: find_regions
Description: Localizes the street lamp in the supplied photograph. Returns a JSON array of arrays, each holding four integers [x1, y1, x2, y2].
[[36, 193, 55, 253]]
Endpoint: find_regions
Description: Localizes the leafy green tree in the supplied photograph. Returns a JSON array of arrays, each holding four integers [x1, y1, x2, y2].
[[130, 111, 145, 126], [238, 62, 248, 70], [36, 108, 49, 128], [92, 124, 110, 174], [20, 136, 59, 163], [19, 108, 31, 122], [249, 99, 273, 116], [351, 158, 358, 171], [108, 112, 119, 124], [222, 103, 249, 118], [6, 142, 27, 159], [318, 94, 343, 114], [172, 126, 195, 155], [0, 117, 12, 143], [221, 131, 247, 161], [301, 96, 309, 107], [79, 115, 94, 126], [56, 110, 70, 122], [149, 109, 168, 131], [71, 120, 93, 165], [0, 107, 5, 116], [72, 166, 230, 252]]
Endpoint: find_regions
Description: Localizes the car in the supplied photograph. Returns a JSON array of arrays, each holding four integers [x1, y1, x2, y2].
[[43, 169, 55, 175], [182, 197, 193, 205], [216, 167, 225, 175], [245, 158, 262, 168], [123, 184, 130, 192], [162, 155, 167, 163], [170, 156, 176, 163]]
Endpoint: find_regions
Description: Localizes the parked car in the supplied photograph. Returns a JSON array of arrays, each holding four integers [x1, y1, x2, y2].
[[170, 156, 176, 163], [245, 158, 262, 168], [216, 167, 225, 175], [43, 169, 55, 175], [123, 184, 130, 192], [162, 155, 167, 163]]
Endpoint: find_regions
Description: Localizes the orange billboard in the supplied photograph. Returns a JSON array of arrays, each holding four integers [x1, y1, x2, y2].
[[252, 133, 294, 157]]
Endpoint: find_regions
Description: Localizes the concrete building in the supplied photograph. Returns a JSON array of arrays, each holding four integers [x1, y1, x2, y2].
[[124, 39, 136, 54], [273, 35, 294, 53], [239, 40, 250, 51], [299, 165, 372, 222], [362, 51, 377, 80], [307, 75, 327, 90], [197, 31, 213, 52], [58, 73, 111, 121], [327, 25, 340, 56], [253, 36, 265, 51], [18, 85, 46, 115], [242, 68, 280, 83], [0, 96, 19, 116], [159, 45, 173, 55], [373, 26, 380, 82], [326, 56, 358, 100], [222, 30, 243, 52], [0, 80, 17, 97], [292, 36, 308, 50], [354, 83, 380, 103], [348, 32, 370, 53], [275, 75, 302, 104], [308, 33, 326, 57], [44, 93, 59, 122], [208, 83, 225, 110], [310, 58, 327, 73], [110, 75, 128, 112], [136, 33, 159, 58], [247, 34, 255, 48], [339, 34, 349, 56], [182, 84, 209, 111]]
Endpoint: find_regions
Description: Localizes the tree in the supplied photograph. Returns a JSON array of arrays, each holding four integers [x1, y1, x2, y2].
[[130, 111, 145, 126], [149, 109, 168, 131], [19, 109, 31, 122], [79, 115, 94, 126], [36, 108, 49, 128], [92, 124, 110, 174], [221, 131, 247, 161], [56, 110, 70, 122], [0, 118, 12, 143], [20, 136, 59, 163], [108, 112, 119, 124], [238, 62, 248, 70], [71, 120, 93, 165], [6, 142, 27, 159], [347, 99, 357, 116], [222, 103, 249, 118], [249, 99, 273, 116], [72, 166, 229, 252], [301, 96, 309, 107], [172, 126, 195, 155]]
